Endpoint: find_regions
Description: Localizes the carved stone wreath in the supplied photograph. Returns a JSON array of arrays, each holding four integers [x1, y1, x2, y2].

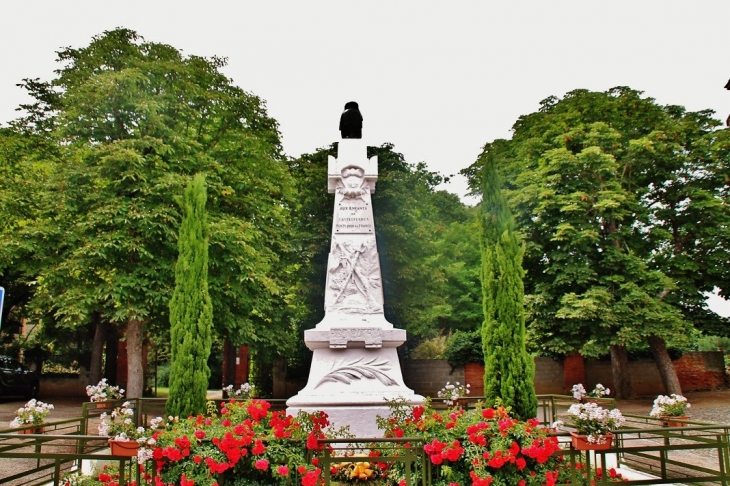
[[314, 357, 397, 388]]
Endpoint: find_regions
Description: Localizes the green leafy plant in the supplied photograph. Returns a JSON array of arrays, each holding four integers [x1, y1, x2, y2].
[[410, 335, 449, 359], [443, 331, 483, 368]]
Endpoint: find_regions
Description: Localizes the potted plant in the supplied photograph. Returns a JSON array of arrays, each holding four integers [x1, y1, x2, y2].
[[86, 378, 124, 407], [649, 394, 691, 427], [98, 401, 162, 456], [437, 381, 471, 407], [222, 381, 256, 399], [9, 398, 54, 433], [566, 402, 625, 450], [571, 383, 611, 402]]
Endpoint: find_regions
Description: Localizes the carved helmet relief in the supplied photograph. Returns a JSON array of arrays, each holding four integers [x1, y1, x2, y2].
[[338, 165, 369, 199]]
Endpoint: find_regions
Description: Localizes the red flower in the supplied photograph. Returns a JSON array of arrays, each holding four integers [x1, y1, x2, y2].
[[277, 465, 290, 476], [193, 455, 202, 464], [545, 470, 559, 486], [516, 457, 527, 471], [252, 440, 266, 455], [413, 406, 425, 420], [174, 436, 191, 449], [482, 408, 495, 419], [469, 471, 494, 486], [301, 468, 321, 486], [255, 459, 270, 470], [194, 429, 206, 440], [306, 432, 320, 450]]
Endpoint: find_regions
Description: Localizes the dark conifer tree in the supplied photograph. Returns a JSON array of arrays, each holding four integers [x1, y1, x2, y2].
[[480, 153, 537, 420], [167, 174, 213, 418]]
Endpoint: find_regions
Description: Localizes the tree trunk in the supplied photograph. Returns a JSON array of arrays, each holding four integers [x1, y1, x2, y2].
[[609, 344, 632, 399], [126, 318, 145, 398], [89, 316, 108, 385], [648, 335, 682, 395]]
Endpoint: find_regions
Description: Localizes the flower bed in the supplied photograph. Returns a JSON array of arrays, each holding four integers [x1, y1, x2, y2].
[[75, 397, 580, 486]]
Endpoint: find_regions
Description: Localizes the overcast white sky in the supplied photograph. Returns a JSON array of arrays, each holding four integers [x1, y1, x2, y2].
[[1, 1, 729, 315]]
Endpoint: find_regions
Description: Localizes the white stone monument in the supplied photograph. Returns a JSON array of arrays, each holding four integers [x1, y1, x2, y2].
[[286, 138, 424, 437]]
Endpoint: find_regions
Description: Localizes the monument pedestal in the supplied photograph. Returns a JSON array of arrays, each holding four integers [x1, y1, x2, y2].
[[287, 140, 424, 437]]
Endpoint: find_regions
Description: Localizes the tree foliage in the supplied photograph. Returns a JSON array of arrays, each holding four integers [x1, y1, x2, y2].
[[0, 29, 299, 392], [167, 174, 213, 417], [479, 153, 536, 419], [464, 87, 730, 395]]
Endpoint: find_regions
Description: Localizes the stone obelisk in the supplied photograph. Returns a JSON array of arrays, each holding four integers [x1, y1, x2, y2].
[[286, 138, 424, 437]]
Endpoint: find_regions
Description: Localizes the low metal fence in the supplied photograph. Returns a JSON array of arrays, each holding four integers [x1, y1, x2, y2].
[[0, 429, 138, 486], [317, 437, 429, 486], [1, 396, 728, 485]]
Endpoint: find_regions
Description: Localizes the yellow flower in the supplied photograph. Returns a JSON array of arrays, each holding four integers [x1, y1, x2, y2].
[[349, 462, 373, 480]]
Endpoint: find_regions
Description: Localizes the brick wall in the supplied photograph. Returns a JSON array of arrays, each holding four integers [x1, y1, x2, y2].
[[402, 357, 564, 396], [401, 359, 464, 398], [668, 352, 726, 391], [582, 351, 727, 396], [401, 352, 726, 398]]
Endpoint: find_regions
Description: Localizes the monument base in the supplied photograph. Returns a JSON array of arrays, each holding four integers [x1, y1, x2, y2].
[[286, 404, 414, 439], [286, 346, 424, 437]]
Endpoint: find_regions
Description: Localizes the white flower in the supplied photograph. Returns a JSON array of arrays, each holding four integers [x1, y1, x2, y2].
[[137, 446, 153, 463], [571, 383, 587, 400], [150, 416, 164, 429]]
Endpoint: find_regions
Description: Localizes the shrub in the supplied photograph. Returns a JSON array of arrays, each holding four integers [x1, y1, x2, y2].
[[443, 331, 483, 368], [410, 335, 449, 359]]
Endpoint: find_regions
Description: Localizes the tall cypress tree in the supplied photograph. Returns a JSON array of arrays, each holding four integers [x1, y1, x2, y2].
[[480, 152, 537, 420], [167, 173, 213, 418]]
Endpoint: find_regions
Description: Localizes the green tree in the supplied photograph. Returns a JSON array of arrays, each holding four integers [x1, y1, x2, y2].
[[464, 87, 730, 397], [167, 173, 212, 418], [0, 29, 298, 395], [479, 153, 536, 420]]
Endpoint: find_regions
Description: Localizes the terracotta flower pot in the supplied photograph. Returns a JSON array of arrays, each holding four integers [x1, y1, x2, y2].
[[570, 431, 613, 451], [17, 427, 44, 434], [109, 439, 140, 457], [661, 415, 689, 427], [95, 402, 112, 409]]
